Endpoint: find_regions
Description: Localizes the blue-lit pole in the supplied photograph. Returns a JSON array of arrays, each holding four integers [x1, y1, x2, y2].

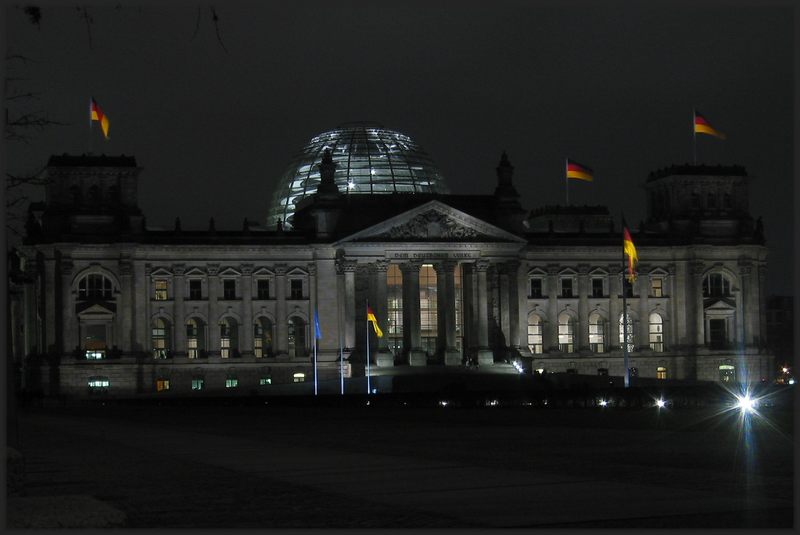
[[313, 334, 318, 396]]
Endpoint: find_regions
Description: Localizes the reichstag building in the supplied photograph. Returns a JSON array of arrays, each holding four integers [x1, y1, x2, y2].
[[10, 122, 773, 397]]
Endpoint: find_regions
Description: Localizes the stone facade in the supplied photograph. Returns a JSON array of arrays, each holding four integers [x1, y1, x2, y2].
[[12, 154, 774, 398]]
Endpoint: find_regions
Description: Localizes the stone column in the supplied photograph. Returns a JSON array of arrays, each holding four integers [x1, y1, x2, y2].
[[577, 264, 590, 352], [308, 263, 318, 362], [637, 267, 650, 350], [505, 261, 521, 352], [475, 260, 494, 366], [44, 258, 58, 353], [60, 258, 75, 353], [691, 261, 705, 347], [241, 264, 254, 357], [173, 264, 186, 356], [401, 261, 425, 366], [461, 263, 475, 358], [119, 258, 133, 354], [546, 265, 560, 352], [207, 264, 220, 357], [339, 259, 357, 350], [498, 264, 511, 348], [133, 262, 148, 354], [371, 260, 393, 366], [607, 264, 621, 351], [274, 264, 288, 357], [667, 264, 677, 350], [757, 262, 767, 348], [435, 261, 460, 365]]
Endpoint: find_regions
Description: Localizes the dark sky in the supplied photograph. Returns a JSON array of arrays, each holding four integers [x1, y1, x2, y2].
[[5, 1, 794, 294]]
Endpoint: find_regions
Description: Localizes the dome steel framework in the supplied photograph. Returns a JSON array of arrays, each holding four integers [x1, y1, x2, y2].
[[267, 122, 448, 227]]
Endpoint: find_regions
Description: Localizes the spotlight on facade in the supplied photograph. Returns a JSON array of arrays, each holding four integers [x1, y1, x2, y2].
[[735, 394, 757, 413], [789, 378, 795, 385], [512, 361, 524, 373], [598, 399, 608, 407], [782, 367, 789, 374], [439, 400, 449, 407], [655, 398, 666, 408]]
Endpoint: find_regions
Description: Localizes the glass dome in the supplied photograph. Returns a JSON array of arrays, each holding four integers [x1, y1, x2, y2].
[[267, 122, 448, 227]]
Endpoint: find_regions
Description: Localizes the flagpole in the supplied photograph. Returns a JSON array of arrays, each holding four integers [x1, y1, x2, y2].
[[366, 298, 371, 395], [338, 295, 344, 396], [313, 319, 318, 396], [692, 108, 697, 165], [88, 97, 93, 154], [621, 213, 631, 389], [565, 159, 569, 205]]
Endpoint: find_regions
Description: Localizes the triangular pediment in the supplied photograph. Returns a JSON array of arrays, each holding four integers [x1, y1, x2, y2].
[[77, 302, 116, 317], [335, 200, 526, 244], [150, 267, 173, 277], [705, 298, 736, 311]]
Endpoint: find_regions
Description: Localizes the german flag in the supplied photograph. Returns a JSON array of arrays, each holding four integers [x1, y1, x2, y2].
[[694, 110, 725, 139], [566, 159, 593, 181], [366, 306, 383, 338], [90, 97, 110, 139], [622, 219, 638, 283]]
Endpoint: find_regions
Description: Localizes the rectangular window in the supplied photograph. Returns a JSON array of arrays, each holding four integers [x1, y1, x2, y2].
[[629, 367, 639, 377], [223, 279, 236, 300], [290, 279, 303, 300], [623, 282, 634, 298], [656, 367, 667, 380], [560, 278, 573, 298], [527, 322, 543, 354], [651, 278, 663, 297], [191, 378, 204, 390], [85, 350, 106, 360], [87, 377, 110, 388], [154, 280, 168, 300], [293, 372, 305, 383], [257, 279, 270, 300], [259, 377, 272, 386], [225, 378, 238, 388], [591, 278, 604, 298], [530, 278, 543, 298], [156, 379, 170, 392], [189, 280, 202, 300]]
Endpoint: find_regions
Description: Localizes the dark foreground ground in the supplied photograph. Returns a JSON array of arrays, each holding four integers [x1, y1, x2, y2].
[[8, 399, 795, 528]]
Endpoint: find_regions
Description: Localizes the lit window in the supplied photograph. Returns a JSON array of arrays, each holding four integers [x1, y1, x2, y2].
[[220, 321, 231, 358], [85, 350, 105, 360], [293, 372, 305, 383], [259, 377, 272, 386], [650, 278, 663, 297], [225, 377, 238, 388], [87, 377, 109, 388], [156, 378, 170, 392], [154, 280, 168, 300], [656, 366, 667, 380], [649, 313, 664, 351], [186, 319, 202, 358], [589, 311, 605, 353], [191, 378, 204, 390], [152, 318, 170, 358], [527, 314, 543, 354], [558, 312, 575, 352], [719, 364, 735, 383]]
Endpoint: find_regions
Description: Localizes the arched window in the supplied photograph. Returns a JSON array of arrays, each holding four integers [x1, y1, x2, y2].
[[656, 366, 668, 380], [219, 318, 239, 358], [702, 273, 732, 297], [152, 317, 171, 358], [588, 311, 606, 353], [254, 317, 273, 358], [649, 313, 664, 352], [527, 313, 543, 354], [558, 312, 575, 353], [619, 313, 636, 353], [78, 274, 114, 300], [288, 317, 307, 358], [186, 318, 206, 358], [293, 372, 306, 383]]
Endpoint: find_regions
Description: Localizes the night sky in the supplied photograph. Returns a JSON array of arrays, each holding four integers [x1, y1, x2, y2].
[[5, 1, 794, 294]]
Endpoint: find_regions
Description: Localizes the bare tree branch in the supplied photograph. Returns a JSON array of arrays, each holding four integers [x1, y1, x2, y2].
[[77, 7, 94, 49], [211, 7, 229, 55]]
